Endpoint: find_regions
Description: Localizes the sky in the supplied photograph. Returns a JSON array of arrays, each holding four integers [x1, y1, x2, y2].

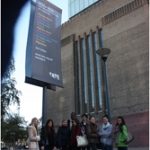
[[11, 0, 69, 124]]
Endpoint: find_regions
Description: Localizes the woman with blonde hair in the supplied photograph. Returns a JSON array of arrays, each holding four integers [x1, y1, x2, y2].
[[27, 117, 40, 150]]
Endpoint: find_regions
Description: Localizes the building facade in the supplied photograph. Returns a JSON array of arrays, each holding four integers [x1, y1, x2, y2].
[[45, 0, 149, 147]]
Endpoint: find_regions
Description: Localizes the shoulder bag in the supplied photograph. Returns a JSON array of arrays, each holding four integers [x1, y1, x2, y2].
[[76, 135, 88, 147]]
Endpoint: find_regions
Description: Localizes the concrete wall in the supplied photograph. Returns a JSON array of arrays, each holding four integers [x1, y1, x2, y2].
[[103, 4, 149, 116]]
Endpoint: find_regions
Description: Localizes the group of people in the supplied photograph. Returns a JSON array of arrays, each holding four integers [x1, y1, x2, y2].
[[27, 112, 129, 150]]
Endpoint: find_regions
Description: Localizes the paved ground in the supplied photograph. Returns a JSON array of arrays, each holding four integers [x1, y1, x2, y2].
[[3, 147, 149, 150], [97, 147, 149, 150], [113, 148, 149, 150]]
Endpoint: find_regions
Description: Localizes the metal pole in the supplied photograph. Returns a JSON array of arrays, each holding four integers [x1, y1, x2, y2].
[[42, 86, 47, 126], [96, 48, 111, 119], [103, 58, 111, 119]]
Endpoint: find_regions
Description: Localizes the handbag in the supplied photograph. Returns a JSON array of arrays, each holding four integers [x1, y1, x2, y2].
[[76, 135, 88, 147], [125, 132, 134, 144]]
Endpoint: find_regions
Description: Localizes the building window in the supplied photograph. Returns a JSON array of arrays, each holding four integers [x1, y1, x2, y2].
[[74, 29, 103, 115], [69, 0, 99, 17]]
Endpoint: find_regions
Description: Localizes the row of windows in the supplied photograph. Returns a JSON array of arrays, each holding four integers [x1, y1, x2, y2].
[[74, 28, 104, 115], [68, 0, 99, 17]]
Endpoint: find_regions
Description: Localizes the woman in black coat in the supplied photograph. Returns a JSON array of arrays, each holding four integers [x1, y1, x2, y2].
[[56, 119, 71, 150], [40, 119, 56, 150]]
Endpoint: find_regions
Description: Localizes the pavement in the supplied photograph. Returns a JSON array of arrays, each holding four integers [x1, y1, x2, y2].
[[124, 148, 149, 150], [113, 148, 149, 150], [97, 148, 149, 150]]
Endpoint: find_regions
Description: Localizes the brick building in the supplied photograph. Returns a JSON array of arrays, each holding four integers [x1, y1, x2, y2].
[[44, 0, 149, 147]]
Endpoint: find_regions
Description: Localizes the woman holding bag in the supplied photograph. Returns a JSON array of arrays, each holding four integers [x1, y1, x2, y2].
[[70, 119, 81, 150], [114, 116, 128, 150]]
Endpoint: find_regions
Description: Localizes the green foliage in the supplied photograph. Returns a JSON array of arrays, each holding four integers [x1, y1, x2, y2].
[[1, 58, 28, 146], [1, 78, 21, 119], [1, 114, 28, 145], [3, 59, 15, 78], [1, 58, 21, 120]]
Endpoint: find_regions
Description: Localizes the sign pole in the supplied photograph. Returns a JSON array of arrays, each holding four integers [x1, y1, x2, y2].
[[42, 86, 47, 126]]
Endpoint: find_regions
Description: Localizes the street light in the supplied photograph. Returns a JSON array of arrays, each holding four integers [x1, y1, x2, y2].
[[96, 48, 111, 119]]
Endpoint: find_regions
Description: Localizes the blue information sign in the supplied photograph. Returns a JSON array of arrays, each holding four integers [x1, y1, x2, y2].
[[25, 0, 63, 88]]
